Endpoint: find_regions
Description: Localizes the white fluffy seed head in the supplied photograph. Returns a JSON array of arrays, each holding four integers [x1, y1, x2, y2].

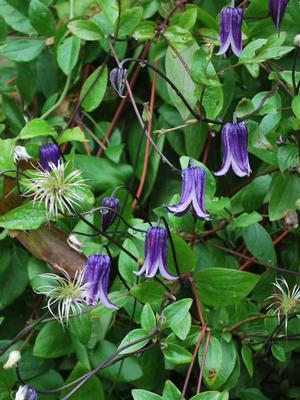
[[294, 34, 300, 47], [3, 350, 21, 369], [12, 146, 31, 164]]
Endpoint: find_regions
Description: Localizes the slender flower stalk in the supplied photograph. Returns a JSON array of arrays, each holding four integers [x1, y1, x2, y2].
[[214, 121, 251, 177], [35, 267, 90, 325], [269, 0, 289, 33], [15, 385, 37, 400], [217, 6, 243, 57], [22, 161, 88, 220], [39, 143, 61, 172], [267, 277, 300, 332], [165, 167, 210, 220], [83, 254, 118, 309], [100, 197, 120, 232], [135, 226, 178, 280]]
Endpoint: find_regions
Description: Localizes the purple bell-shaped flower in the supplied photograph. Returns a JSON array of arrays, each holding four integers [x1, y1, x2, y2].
[[101, 197, 120, 232], [269, 0, 289, 33], [135, 226, 178, 281], [39, 143, 60, 172], [217, 6, 243, 57], [214, 121, 251, 178], [15, 385, 38, 400], [165, 167, 210, 220], [83, 254, 118, 310], [110, 67, 128, 98]]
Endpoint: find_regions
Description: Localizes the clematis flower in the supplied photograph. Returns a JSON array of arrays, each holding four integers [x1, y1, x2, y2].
[[15, 385, 37, 400], [165, 167, 210, 220], [269, 0, 289, 33], [83, 254, 118, 310], [101, 197, 120, 232], [135, 226, 178, 281], [267, 277, 300, 333], [12, 146, 31, 164], [110, 67, 128, 98], [217, 6, 243, 57], [39, 143, 60, 172], [214, 122, 251, 177]]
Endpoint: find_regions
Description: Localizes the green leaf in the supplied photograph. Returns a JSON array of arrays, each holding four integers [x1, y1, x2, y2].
[[33, 320, 73, 358], [162, 380, 181, 400], [167, 233, 197, 274], [133, 21, 156, 41], [141, 304, 157, 333], [81, 65, 108, 112], [243, 223, 277, 266], [162, 298, 193, 328], [229, 212, 262, 229], [0, 15, 7, 42], [0, 38, 45, 62], [118, 239, 140, 285], [0, 138, 15, 170], [60, 363, 105, 400], [29, 0, 56, 37], [90, 340, 143, 382], [165, 43, 198, 120], [0, 248, 29, 310], [271, 344, 286, 363], [171, 312, 191, 340], [118, 329, 151, 354], [68, 19, 103, 40], [194, 268, 260, 306], [131, 280, 166, 304], [0, 203, 47, 230], [69, 313, 92, 345], [277, 144, 299, 172], [0, 367, 16, 393], [190, 392, 229, 400], [118, 7, 143, 37], [269, 172, 300, 221], [241, 345, 253, 377], [0, 0, 35, 34], [57, 126, 87, 144], [57, 36, 81, 75], [74, 155, 132, 192], [132, 390, 162, 400], [163, 343, 193, 364], [19, 118, 56, 139]]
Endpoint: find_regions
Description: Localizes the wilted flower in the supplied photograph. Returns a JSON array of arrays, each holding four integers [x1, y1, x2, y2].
[[35, 267, 89, 325], [39, 143, 60, 172], [13, 146, 31, 164], [23, 161, 87, 220], [67, 234, 84, 253], [110, 67, 128, 98], [15, 385, 37, 400], [3, 350, 21, 369], [83, 254, 118, 310], [267, 277, 300, 332], [135, 226, 178, 281], [269, 0, 289, 33], [101, 197, 120, 231], [217, 6, 243, 57], [165, 167, 210, 220], [214, 122, 251, 177]]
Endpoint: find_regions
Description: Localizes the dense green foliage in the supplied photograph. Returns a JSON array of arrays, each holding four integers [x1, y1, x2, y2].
[[0, 0, 300, 399]]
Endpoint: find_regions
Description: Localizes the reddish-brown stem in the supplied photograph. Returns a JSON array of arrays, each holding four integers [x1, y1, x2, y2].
[[227, 314, 276, 333], [240, 230, 289, 271], [201, 134, 213, 165], [190, 278, 206, 327], [96, 43, 151, 156], [181, 329, 206, 400], [197, 330, 211, 394], [132, 62, 158, 209]]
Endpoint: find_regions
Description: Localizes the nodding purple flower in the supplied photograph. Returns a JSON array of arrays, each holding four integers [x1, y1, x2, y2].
[[217, 7, 243, 57], [135, 227, 178, 281], [269, 0, 289, 33], [15, 385, 37, 400], [214, 122, 251, 178], [101, 197, 120, 232], [165, 167, 210, 220], [39, 143, 60, 172], [110, 67, 128, 98], [83, 254, 118, 310]]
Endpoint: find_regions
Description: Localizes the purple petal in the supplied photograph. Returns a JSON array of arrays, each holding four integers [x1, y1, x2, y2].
[[269, 0, 289, 33], [192, 168, 210, 220], [230, 123, 251, 176], [214, 124, 233, 176], [164, 168, 193, 216], [230, 8, 243, 57], [39, 143, 60, 172], [101, 197, 120, 232], [217, 8, 232, 55]]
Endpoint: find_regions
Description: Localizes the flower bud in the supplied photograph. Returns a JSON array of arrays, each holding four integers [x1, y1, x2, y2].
[[110, 67, 128, 98], [101, 197, 120, 232], [39, 143, 60, 172]]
